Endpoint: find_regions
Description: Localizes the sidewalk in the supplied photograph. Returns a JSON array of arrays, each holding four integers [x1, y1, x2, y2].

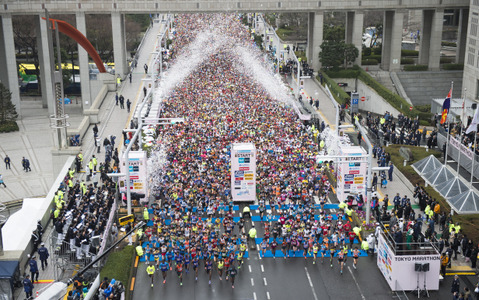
[[13, 18, 166, 300]]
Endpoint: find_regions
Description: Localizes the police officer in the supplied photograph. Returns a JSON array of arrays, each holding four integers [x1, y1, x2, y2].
[[37, 243, 49, 271], [248, 225, 257, 249], [29, 256, 39, 282], [23, 274, 34, 298]]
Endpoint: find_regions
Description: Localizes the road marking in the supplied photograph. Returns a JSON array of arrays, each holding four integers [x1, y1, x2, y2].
[[348, 266, 366, 300], [249, 265, 252, 273], [304, 267, 319, 300], [267, 291, 271, 299], [253, 292, 257, 300], [263, 278, 267, 286], [130, 277, 135, 291], [251, 278, 254, 286], [261, 264, 264, 272]]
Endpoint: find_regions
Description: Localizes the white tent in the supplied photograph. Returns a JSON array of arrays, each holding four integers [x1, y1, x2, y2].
[[2, 198, 46, 251]]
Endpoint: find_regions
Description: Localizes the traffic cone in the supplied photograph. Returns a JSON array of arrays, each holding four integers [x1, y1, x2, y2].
[[36, 291, 39, 298]]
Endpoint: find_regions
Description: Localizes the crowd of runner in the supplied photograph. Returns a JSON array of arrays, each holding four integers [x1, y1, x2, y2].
[[135, 14, 365, 288]]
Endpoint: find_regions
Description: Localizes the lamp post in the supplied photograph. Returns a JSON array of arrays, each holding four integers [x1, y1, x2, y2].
[[355, 119, 373, 224]]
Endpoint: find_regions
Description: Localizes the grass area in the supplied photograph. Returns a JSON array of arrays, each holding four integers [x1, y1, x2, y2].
[[276, 27, 294, 40], [100, 245, 135, 299], [386, 144, 479, 243]]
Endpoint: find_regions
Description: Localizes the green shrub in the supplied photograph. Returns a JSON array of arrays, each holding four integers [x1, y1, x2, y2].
[[442, 63, 464, 70], [401, 58, 414, 65], [440, 57, 454, 64], [372, 47, 382, 55], [404, 65, 428, 71], [362, 47, 372, 56], [325, 69, 360, 78], [441, 41, 457, 47], [101, 245, 135, 299], [365, 54, 381, 63], [401, 49, 419, 57], [0, 121, 19, 133], [415, 104, 431, 113], [362, 59, 379, 65], [318, 71, 350, 105]]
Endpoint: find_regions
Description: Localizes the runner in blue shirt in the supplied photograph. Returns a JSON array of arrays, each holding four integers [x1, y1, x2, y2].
[[192, 256, 199, 281], [160, 261, 169, 284], [205, 258, 213, 284]]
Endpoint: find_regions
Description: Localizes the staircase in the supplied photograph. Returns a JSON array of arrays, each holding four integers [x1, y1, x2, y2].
[[396, 71, 463, 106]]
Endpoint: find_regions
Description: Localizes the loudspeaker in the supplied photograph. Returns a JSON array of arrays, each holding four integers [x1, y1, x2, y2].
[[415, 263, 422, 272], [422, 263, 430, 272], [472, 103, 477, 110]]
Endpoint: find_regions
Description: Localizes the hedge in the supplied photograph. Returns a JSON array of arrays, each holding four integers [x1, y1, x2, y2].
[[440, 57, 454, 64], [317, 71, 350, 105], [401, 58, 414, 65], [442, 63, 464, 70], [372, 47, 382, 55], [441, 41, 457, 47], [100, 245, 135, 299], [404, 65, 428, 71], [0, 121, 19, 133], [362, 59, 379, 65], [401, 49, 419, 57]]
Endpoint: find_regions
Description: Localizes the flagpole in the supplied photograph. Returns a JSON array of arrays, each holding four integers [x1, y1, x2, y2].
[[444, 81, 453, 166], [471, 132, 477, 187]]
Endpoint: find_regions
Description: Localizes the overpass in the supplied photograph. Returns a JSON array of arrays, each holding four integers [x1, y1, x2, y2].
[[0, 0, 470, 14], [0, 0, 471, 124]]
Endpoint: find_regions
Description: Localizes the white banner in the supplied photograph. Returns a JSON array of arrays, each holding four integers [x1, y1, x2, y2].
[[450, 136, 474, 160], [377, 231, 440, 291], [231, 143, 256, 202]]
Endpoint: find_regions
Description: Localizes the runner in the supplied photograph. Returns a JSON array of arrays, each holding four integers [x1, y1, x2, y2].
[[192, 256, 199, 281], [352, 247, 360, 270], [160, 260, 169, 284], [205, 258, 213, 285], [228, 265, 238, 289], [312, 242, 319, 264], [146, 264, 155, 287], [217, 258, 224, 281], [337, 249, 345, 275], [176, 262, 184, 286]]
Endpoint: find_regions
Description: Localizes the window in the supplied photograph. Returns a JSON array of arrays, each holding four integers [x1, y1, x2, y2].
[[472, 23, 478, 37], [468, 53, 475, 66]]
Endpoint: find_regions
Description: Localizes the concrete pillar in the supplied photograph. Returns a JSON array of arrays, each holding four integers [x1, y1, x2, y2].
[[36, 14, 56, 115], [307, 11, 323, 72], [75, 12, 92, 110], [346, 11, 364, 66], [429, 9, 444, 71], [381, 10, 403, 72], [456, 8, 469, 64], [0, 14, 21, 117], [418, 10, 433, 66], [419, 9, 444, 71], [111, 12, 128, 79]]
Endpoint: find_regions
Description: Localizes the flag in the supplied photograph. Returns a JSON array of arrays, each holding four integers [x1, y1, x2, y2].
[[466, 107, 479, 134], [440, 89, 452, 124]]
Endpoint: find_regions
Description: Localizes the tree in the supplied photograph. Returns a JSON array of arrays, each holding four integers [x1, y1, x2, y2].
[[343, 43, 359, 67], [323, 25, 345, 42], [319, 40, 358, 69], [0, 83, 18, 124]]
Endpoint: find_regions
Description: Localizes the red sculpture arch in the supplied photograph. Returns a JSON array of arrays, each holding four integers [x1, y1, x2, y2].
[[44, 18, 107, 73]]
